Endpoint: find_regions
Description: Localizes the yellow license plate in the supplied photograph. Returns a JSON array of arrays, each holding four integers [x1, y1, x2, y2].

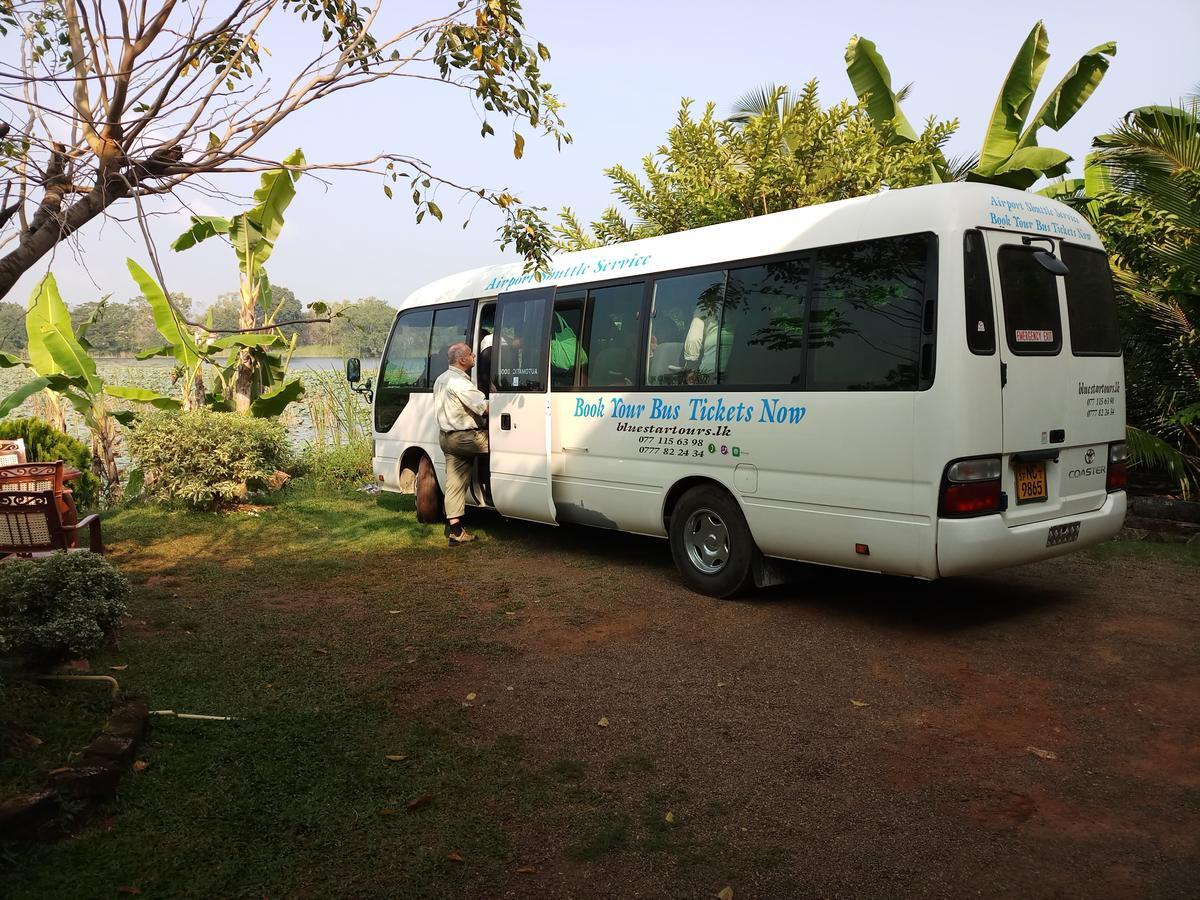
[[1014, 461, 1048, 504]]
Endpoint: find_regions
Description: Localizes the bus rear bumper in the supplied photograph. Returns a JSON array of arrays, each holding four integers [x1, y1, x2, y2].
[[936, 491, 1126, 577]]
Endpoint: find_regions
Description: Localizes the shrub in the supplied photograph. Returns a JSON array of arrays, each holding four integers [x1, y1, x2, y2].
[[298, 438, 373, 490], [0, 553, 129, 665], [129, 410, 290, 509], [0, 417, 100, 509]]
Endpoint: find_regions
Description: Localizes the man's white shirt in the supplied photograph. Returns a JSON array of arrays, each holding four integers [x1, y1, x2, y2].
[[434, 366, 488, 432]]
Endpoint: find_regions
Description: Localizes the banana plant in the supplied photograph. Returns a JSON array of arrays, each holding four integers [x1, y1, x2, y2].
[[171, 148, 307, 414], [0, 273, 181, 500], [846, 23, 1115, 190]]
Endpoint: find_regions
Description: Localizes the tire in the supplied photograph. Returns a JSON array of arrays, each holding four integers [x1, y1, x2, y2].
[[414, 454, 444, 524], [668, 485, 756, 598]]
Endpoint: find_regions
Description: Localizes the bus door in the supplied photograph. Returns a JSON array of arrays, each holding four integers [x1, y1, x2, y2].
[[488, 286, 559, 525], [985, 231, 1116, 525]]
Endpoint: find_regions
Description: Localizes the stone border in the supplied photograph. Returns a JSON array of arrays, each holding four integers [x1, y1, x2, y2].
[[0, 699, 148, 841]]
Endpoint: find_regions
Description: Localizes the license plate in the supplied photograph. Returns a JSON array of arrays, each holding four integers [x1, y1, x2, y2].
[[1014, 461, 1047, 504], [1047, 521, 1081, 547]]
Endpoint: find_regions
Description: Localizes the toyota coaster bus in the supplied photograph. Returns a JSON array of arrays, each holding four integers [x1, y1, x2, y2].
[[351, 183, 1127, 596]]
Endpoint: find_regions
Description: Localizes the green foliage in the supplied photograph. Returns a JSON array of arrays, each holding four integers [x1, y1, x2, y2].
[[0, 553, 129, 665], [0, 417, 99, 509], [1079, 98, 1200, 493], [297, 438, 373, 490], [129, 410, 291, 508], [556, 83, 956, 247], [847, 22, 1115, 190]]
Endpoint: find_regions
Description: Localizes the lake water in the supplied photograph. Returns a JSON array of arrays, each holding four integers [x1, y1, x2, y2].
[[0, 357, 381, 455]]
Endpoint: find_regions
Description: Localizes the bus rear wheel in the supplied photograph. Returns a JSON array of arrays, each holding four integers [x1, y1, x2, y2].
[[415, 454, 443, 524], [669, 486, 755, 598]]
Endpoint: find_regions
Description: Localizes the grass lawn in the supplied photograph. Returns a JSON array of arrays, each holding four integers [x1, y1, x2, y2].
[[2, 486, 654, 899]]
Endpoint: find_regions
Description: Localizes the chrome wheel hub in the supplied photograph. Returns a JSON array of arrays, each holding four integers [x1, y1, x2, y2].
[[684, 507, 730, 574]]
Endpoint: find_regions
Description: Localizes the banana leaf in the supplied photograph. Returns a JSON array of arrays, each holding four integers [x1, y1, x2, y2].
[[0, 351, 23, 368], [248, 148, 305, 262], [111, 410, 138, 427], [25, 273, 78, 378], [1018, 41, 1116, 146], [136, 344, 178, 360], [210, 333, 284, 351], [976, 22, 1051, 175], [985, 145, 1072, 190], [171, 215, 232, 252], [0, 376, 54, 418], [104, 385, 183, 410], [38, 322, 102, 394], [250, 377, 304, 418], [1036, 178, 1085, 199], [844, 36, 918, 144], [127, 259, 202, 370]]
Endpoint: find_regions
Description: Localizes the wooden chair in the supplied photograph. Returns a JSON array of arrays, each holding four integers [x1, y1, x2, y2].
[[0, 437, 26, 466], [0, 460, 78, 527], [0, 490, 104, 558]]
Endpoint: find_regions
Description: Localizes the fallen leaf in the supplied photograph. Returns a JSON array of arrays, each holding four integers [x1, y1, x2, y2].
[[718, 888, 734, 900], [664, 811, 675, 823], [378, 807, 397, 816], [506, 685, 514, 691], [313, 648, 329, 655], [446, 851, 464, 863], [406, 794, 433, 811], [15, 732, 43, 751], [597, 717, 609, 728], [109, 664, 129, 671], [389, 610, 402, 614], [1026, 746, 1058, 760], [48, 767, 72, 777], [515, 865, 537, 874], [385, 754, 408, 762], [717, 682, 726, 688], [132, 760, 151, 773], [466, 692, 477, 701], [850, 699, 869, 708]]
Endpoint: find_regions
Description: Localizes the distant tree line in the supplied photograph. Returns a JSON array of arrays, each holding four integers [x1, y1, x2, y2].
[[0, 289, 397, 358]]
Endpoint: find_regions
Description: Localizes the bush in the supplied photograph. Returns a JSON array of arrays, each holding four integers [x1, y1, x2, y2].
[[297, 438, 373, 490], [129, 410, 291, 509], [0, 417, 100, 509], [0, 553, 129, 665]]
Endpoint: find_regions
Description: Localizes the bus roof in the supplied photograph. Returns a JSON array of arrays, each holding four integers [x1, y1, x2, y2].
[[398, 183, 1101, 311]]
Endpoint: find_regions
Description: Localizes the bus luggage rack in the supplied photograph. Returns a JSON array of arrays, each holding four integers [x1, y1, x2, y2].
[[1046, 521, 1081, 547]]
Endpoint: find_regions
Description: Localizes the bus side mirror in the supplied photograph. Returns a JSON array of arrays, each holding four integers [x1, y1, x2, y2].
[[346, 357, 361, 384]]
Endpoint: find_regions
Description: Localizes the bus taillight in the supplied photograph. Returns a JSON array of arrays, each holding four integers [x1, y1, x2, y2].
[[1107, 441, 1128, 492], [940, 457, 1003, 517]]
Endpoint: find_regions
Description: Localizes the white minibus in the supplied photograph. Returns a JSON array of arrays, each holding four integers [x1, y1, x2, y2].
[[353, 183, 1127, 596]]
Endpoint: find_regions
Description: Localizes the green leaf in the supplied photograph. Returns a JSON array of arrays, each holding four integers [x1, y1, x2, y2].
[[136, 344, 178, 361], [1036, 178, 1085, 199], [1018, 41, 1116, 145], [111, 409, 138, 427], [104, 385, 183, 410], [0, 351, 24, 368], [210, 333, 284, 351], [249, 377, 304, 418], [428, 201, 443, 221], [1082, 151, 1114, 196], [976, 21, 1051, 175], [844, 35, 918, 144], [245, 147, 305, 269], [171, 215, 231, 252], [127, 259, 202, 369], [39, 326, 101, 392], [0, 376, 54, 418], [25, 273, 78, 378], [990, 145, 1073, 188], [125, 466, 145, 499]]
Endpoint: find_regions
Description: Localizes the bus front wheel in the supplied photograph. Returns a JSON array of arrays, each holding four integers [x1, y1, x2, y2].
[[669, 486, 755, 598]]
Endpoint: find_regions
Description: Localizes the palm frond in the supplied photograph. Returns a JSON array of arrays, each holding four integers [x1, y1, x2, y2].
[[728, 83, 790, 125], [1125, 425, 1200, 497]]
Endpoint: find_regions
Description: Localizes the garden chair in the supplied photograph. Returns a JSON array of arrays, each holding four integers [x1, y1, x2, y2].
[[0, 460, 79, 527], [0, 437, 26, 465], [0, 490, 104, 558]]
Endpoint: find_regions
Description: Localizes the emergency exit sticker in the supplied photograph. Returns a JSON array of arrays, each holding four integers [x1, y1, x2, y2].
[[1015, 329, 1055, 343]]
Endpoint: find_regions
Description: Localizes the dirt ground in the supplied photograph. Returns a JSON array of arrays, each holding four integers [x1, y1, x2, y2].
[[402, 519, 1200, 899]]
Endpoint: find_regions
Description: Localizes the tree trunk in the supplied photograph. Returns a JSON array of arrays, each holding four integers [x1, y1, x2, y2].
[[231, 277, 259, 414], [89, 402, 123, 505]]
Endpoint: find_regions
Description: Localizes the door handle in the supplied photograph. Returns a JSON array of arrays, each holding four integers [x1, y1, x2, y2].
[[500, 413, 512, 430]]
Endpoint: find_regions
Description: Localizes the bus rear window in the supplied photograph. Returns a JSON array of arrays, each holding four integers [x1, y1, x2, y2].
[[1061, 244, 1121, 356], [998, 246, 1061, 355]]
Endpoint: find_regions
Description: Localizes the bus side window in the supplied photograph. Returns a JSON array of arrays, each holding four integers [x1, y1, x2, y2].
[[647, 271, 725, 386], [550, 297, 585, 389], [581, 283, 643, 387], [427, 306, 472, 384], [720, 257, 809, 386]]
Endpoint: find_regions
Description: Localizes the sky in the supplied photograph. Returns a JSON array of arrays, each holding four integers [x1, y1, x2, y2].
[[7, 0, 1199, 312]]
